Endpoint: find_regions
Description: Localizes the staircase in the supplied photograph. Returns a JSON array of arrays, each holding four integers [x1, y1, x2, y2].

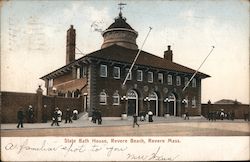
[[77, 112, 89, 120]]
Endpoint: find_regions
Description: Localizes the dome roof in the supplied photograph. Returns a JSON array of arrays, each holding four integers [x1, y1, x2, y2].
[[101, 12, 138, 50], [107, 13, 134, 30]]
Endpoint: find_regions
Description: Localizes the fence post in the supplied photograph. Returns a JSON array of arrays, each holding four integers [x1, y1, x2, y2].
[[36, 85, 43, 123]]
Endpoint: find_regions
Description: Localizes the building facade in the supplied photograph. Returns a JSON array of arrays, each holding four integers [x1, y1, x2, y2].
[[40, 11, 209, 117]]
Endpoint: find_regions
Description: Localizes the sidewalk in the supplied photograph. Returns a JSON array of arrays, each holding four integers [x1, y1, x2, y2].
[[1, 116, 247, 130]]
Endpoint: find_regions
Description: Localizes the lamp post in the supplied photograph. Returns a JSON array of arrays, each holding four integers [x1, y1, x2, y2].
[[121, 95, 128, 101], [121, 96, 128, 120], [182, 99, 188, 119], [144, 96, 151, 111]]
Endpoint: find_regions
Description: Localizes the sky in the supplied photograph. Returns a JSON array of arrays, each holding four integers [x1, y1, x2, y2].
[[1, 0, 249, 104]]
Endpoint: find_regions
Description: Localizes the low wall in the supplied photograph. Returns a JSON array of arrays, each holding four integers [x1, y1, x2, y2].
[[201, 103, 250, 119], [1, 91, 83, 123]]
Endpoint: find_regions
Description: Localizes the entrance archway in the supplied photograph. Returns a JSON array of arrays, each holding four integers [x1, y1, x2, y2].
[[168, 93, 176, 116], [127, 90, 138, 116], [149, 92, 158, 116]]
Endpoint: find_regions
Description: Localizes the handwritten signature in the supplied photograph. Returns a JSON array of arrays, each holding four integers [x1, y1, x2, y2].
[[127, 146, 180, 161]]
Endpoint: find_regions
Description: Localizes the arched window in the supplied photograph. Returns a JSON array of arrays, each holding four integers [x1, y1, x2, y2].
[[100, 92, 107, 105], [113, 92, 120, 105]]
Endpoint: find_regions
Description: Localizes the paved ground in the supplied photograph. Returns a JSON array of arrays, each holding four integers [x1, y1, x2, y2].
[[1, 116, 249, 136]]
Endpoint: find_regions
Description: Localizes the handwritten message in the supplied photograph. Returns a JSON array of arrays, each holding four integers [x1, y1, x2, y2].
[[2, 137, 181, 161], [1, 137, 248, 161]]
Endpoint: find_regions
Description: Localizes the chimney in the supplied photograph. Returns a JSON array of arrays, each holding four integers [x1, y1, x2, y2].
[[66, 25, 76, 64], [164, 45, 173, 62]]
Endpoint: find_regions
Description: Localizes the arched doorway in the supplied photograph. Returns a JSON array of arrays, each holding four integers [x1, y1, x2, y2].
[[168, 93, 176, 116], [149, 92, 158, 116], [127, 90, 138, 116]]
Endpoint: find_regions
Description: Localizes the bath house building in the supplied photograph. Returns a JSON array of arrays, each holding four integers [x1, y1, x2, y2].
[[40, 11, 209, 117]]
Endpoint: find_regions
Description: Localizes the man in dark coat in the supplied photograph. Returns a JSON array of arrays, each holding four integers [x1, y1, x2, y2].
[[51, 109, 59, 126], [65, 108, 72, 123], [17, 108, 24, 128], [97, 111, 102, 125], [133, 114, 139, 128], [148, 110, 153, 122], [28, 105, 34, 123]]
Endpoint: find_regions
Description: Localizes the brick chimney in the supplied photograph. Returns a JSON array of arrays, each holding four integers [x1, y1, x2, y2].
[[164, 45, 173, 62], [66, 25, 76, 64]]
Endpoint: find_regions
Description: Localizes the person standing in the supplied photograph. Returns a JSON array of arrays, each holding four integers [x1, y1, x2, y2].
[[148, 110, 153, 122], [28, 105, 34, 123], [57, 108, 62, 122], [133, 114, 139, 128], [51, 109, 59, 126], [97, 110, 102, 125], [65, 108, 72, 123], [73, 109, 78, 120], [17, 108, 24, 128], [184, 110, 189, 120]]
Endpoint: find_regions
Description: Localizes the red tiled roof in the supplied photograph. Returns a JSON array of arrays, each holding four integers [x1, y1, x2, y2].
[[87, 44, 210, 78], [40, 44, 210, 79]]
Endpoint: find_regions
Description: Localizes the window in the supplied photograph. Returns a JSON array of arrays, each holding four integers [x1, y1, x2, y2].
[[81, 66, 87, 77], [137, 70, 143, 81], [192, 78, 197, 87], [192, 96, 196, 108], [100, 92, 107, 105], [67, 91, 72, 98], [113, 92, 120, 105], [184, 77, 189, 87], [176, 76, 181, 86], [148, 72, 153, 83], [48, 79, 53, 87], [167, 75, 172, 85], [76, 67, 80, 79], [158, 73, 163, 84], [113, 67, 120, 79], [100, 65, 107, 77], [125, 68, 132, 80]]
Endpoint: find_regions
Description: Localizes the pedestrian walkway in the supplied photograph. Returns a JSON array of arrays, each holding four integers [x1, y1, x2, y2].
[[1, 115, 247, 130]]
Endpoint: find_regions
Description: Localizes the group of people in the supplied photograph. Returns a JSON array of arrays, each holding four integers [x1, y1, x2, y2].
[[208, 110, 235, 121], [91, 110, 102, 125], [17, 105, 35, 128], [51, 107, 78, 126]]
